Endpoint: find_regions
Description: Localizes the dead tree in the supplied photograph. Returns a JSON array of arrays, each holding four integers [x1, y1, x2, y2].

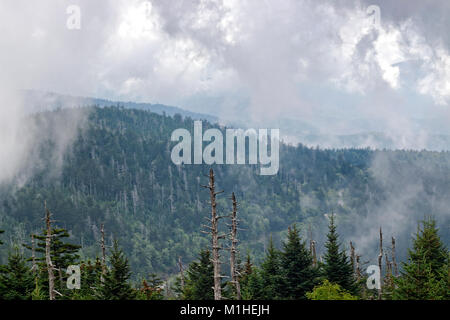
[[355, 254, 361, 281], [391, 237, 399, 277], [178, 256, 185, 290], [377, 227, 383, 300], [100, 224, 107, 279], [44, 203, 56, 300], [31, 234, 37, 273], [350, 241, 356, 273], [311, 240, 317, 268], [229, 192, 241, 300], [384, 253, 393, 288], [202, 169, 225, 300]]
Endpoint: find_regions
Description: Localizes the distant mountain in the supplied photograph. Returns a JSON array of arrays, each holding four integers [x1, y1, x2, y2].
[[20, 90, 218, 123], [0, 106, 449, 279]]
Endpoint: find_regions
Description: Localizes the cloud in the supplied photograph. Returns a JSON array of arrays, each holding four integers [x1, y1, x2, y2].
[[1, 0, 450, 150]]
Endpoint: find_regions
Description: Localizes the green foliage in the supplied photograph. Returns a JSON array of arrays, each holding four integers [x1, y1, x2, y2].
[[0, 249, 35, 300], [31, 277, 46, 300], [24, 227, 81, 270], [182, 249, 214, 300], [1, 107, 450, 279], [322, 214, 358, 295], [69, 258, 103, 300], [136, 274, 165, 300], [306, 280, 358, 300], [279, 224, 319, 299], [97, 240, 136, 300], [394, 218, 449, 300], [23, 225, 81, 298], [258, 236, 283, 299]]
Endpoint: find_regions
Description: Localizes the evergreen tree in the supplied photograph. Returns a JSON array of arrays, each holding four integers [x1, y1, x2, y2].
[[24, 228, 81, 270], [182, 249, 214, 300], [241, 267, 265, 300], [137, 274, 164, 300], [70, 258, 103, 300], [23, 227, 81, 298], [97, 240, 136, 300], [394, 218, 449, 300], [259, 236, 282, 299], [322, 214, 358, 295], [280, 224, 319, 299], [0, 249, 35, 300]]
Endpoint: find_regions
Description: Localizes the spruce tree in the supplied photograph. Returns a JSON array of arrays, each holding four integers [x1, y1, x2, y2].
[[97, 240, 136, 300], [394, 218, 449, 300], [23, 227, 81, 298], [0, 249, 35, 300], [183, 249, 214, 300], [241, 267, 265, 300], [24, 228, 81, 270], [322, 214, 358, 295], [260, 236, 282, 299], [137, 274, 164, 300], [280, 224, 319, 299], [71, 259, 103, 300]]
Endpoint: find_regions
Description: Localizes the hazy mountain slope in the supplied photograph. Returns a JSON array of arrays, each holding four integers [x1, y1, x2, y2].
[[0, 107, 448, 279]]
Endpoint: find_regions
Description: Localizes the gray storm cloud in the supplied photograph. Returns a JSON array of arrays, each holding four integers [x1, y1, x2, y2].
[[1, 0, 450, 180]]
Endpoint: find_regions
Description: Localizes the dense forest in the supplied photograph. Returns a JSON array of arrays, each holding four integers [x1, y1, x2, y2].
[[0, 106, 448, 300]]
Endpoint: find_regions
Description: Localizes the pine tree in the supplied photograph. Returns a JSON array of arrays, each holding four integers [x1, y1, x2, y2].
[[70, 258, 103, 300], [24, 228, 81, 270], [24, 226, 81, 297], [280, 224, 319, 299], [259, 236, 282, 299], [183, 249, 214, 300], [0, 249, 35, 300], [97, 240, 136, 300], [241, 267, 265, 300], [322, 214, 358, 295], [137, 274, 164, 300], [394, 218, 449, 300]]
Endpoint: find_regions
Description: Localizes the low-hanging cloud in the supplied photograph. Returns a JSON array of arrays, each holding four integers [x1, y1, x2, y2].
[[1, 0, 450, 160]]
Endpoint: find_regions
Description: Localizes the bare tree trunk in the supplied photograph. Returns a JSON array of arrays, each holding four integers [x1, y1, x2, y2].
[[31, 234, 37, 273], [356, 255, 361, 281], [311, 240, 317, 268], [385, 253, 393, 288], [178, 256, 185, 290], [202, 169, 223, 300], [100, 223, 107, 281], [230, 192, 241, 300], [45, 203, 56, 301], [350, 241, 356, 274], [391, 237, 399, 277], [378, 227, 383, 300]]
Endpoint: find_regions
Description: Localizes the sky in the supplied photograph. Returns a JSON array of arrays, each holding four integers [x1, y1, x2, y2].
[[0, 0, 450, 148]]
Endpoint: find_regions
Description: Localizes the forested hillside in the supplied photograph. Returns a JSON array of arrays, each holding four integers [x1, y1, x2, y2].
[[0, 106, 449, 281]]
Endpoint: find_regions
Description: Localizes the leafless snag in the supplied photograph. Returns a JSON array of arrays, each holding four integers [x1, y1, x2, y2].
[[378, 227, 383, 300], [350, 241, 356, 274], [311, 240, 317, 268], [100, 223, 107, 282], [31, 234, 37, 273], [202, 168, 223, 300], [44, 202, 56, 300], [391, 237, 399, 277], [230, 192, 241, 300], [178, 256, 185, 290]]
